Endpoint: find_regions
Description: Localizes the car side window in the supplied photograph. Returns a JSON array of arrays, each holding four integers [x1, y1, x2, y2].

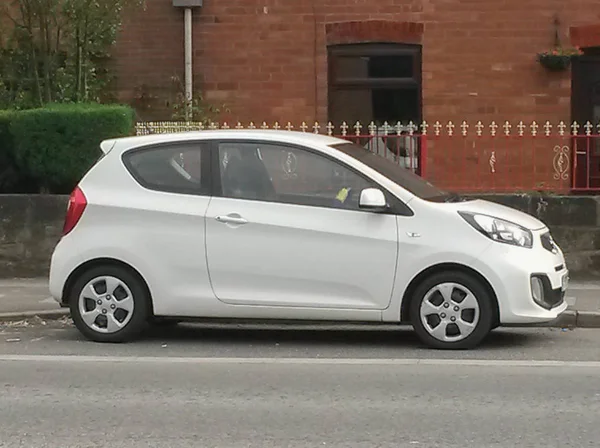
[[218, 141, 375, 210], [123, 142, 209, 195]]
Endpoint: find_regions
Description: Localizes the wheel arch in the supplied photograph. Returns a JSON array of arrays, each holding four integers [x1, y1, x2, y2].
[[400, 262, 500, 327], [61, 257, 155, 316]]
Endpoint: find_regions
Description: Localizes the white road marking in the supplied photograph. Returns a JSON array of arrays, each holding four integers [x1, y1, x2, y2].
[[0, 355, 600, 368]]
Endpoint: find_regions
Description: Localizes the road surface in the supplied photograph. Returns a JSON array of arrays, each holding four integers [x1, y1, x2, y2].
[[1, 321, 600, 447]]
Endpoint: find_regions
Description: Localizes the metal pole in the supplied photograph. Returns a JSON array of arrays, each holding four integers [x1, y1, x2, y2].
[[184, 7, 193, 121]]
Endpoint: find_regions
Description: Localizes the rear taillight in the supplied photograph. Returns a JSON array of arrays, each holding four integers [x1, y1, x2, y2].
[[63, 186, 87, 236]]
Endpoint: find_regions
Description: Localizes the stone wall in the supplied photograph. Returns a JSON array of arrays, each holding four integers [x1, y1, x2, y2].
[[0, 195, 67, 278], [0, 194, 599, 279]]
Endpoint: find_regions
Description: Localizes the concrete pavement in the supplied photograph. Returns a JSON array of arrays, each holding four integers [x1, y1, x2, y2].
[[1, 278, 599, 326], [0, 279, 60, 314]]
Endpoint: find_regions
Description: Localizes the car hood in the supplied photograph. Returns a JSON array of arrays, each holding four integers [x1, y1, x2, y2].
[[451, 199, 547, 231]]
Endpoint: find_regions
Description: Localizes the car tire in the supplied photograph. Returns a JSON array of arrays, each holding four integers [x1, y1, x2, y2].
[[409, 271, 495, 350], [69, 264, 151, 343]]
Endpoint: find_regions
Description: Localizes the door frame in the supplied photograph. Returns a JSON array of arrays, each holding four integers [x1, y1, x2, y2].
[[571, 55, 600, 190]]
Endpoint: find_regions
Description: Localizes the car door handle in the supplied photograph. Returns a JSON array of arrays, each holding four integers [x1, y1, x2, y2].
[[216, 214, 248, 225]]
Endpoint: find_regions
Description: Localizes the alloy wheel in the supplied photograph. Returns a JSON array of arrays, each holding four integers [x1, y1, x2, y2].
[[419, 282, 480, 342], [78, 276, 135, 334]]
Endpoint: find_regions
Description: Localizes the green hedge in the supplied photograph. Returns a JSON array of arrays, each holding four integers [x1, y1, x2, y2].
[[9, 103, 135, 193], [0, 110, 19, 193]]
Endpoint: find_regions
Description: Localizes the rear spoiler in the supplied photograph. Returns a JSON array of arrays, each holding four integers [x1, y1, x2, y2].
[[100, 139, 117, 155]]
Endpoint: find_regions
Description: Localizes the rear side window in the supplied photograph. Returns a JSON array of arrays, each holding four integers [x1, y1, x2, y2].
[[122, 142, 210, 195]]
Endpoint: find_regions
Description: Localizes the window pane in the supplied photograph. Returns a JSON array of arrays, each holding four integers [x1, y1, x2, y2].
[[368, 55, 414, 78], [333, 55, 414, 80], [332, 142, 444, 200], [329, 88, 420, 126], [219, 142, 374, 210], [124, 143, 206, 195], [372, 88, 419, 124]]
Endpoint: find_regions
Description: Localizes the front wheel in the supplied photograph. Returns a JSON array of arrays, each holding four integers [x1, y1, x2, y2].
[[69, 265, 150, 343], [410, 271, 495, 350]]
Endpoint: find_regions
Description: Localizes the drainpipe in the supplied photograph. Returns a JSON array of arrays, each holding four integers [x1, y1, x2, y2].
[[184, 8, 192, 119], [173, 0, 203, 120]]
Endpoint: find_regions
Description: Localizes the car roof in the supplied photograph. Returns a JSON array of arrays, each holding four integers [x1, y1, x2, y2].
[[102, 130, 349, 155]]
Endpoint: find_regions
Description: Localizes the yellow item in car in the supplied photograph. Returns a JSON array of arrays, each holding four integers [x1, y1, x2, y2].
[[335, 187, 350, 203]]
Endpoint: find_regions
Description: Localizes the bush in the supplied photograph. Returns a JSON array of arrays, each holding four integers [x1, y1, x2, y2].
[[10, 103, 135, 193], [0, 110, 19, 192]]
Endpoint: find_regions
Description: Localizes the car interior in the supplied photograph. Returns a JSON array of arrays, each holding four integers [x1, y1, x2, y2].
[[127, 147, 202, 191], [219, 144, 367, 209]]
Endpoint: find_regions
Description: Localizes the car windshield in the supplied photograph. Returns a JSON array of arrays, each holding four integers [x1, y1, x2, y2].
[[330, 141, 454, 202]]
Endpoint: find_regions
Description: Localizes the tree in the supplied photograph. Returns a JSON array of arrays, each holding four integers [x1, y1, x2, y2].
[[62, 0, 144, 102], [0, 0, 144, 108]]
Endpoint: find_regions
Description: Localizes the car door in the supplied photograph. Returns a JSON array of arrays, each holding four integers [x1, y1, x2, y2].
[[204, 139, 399, 310], [120, 140, 215, 316]]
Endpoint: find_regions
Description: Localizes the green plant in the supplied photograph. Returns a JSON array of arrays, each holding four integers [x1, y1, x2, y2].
[[167, 76, 229, 123], [537, 15, 583, 72], [0, 0, 145, 109], [62, 0, 145, 102], [0, 109, 38, 192], [10, 103, 135, 193], [537, 46, 583, 58], [536, 46, 582, 71], [0, 109, 17, 191]]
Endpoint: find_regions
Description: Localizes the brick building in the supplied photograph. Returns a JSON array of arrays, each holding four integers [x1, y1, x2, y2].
[[115, 0, 600, 128], [114, 0, 600, 192]]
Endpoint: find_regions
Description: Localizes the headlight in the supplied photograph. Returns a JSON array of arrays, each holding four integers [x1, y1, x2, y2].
[[458, 212, 533, 248]]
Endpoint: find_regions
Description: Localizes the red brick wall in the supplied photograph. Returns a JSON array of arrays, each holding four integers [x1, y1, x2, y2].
[[114, 0, 600, 125]]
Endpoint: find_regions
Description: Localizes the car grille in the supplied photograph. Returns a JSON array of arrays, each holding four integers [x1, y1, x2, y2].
[[540, 232, 558, 253]]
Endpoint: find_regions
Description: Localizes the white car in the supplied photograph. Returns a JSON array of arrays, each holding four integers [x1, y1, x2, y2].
[[49, 130, 569, 349]]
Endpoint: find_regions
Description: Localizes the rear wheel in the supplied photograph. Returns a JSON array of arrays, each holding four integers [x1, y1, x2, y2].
[[410, 271, 494, 350], [69, 265, 150, 343]]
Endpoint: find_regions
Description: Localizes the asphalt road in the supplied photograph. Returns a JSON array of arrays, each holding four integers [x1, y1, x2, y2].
[[2, 321, 600, 447], [2, 318, 600, 360], [2, 353, 600, 447]]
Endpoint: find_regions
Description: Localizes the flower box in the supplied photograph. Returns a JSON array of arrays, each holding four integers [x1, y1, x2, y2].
[[537, 47, 582, 72]]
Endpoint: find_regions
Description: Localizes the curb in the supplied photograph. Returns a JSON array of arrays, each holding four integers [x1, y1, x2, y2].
[[545, 310, 600, 329], [574, 311, 600, 328], [0, 309, 70, 323]]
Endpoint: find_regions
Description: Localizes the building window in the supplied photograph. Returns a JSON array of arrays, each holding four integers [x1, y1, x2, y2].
[[328, 43, 422, 127]]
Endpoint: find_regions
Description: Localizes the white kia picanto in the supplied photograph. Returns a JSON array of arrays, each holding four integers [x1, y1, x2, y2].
[[49, 130, 569, 349]]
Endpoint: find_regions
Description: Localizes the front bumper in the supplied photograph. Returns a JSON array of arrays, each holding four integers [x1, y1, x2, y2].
[[472, 229, 570, 325]]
